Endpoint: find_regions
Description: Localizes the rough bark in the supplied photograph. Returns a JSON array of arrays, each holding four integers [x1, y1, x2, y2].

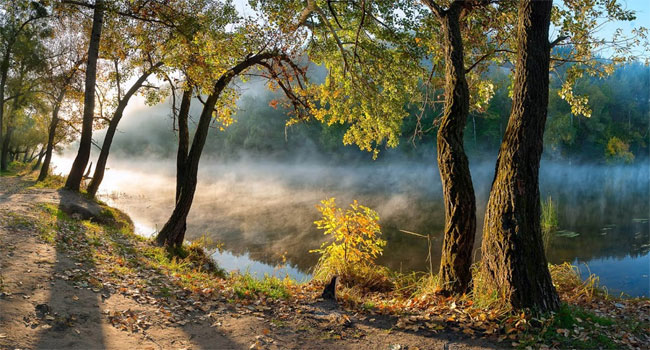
[[87, 64, 161, 197], [480, 0, 559, 312], [424, 1, 477, 295], [38, 89, 66, 181], [65, 0, 104, 191], [156, 53, 276, 248]]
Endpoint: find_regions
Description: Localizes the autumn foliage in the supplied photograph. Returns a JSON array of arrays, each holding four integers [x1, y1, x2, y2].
[[311, 198, 391, 292]]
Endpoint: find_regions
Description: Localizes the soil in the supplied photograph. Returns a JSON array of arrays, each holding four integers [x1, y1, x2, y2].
[[0, 175, 501, 350]]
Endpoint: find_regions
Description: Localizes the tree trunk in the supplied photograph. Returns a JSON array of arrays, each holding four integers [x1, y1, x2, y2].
[[479, 0, 559, 312], [1, 127, 13, 170], [432, 3, 477, 295], [0, 47, 11, 164], [156, 53, 275, 248], [168, 89, 192, 242], [175, 89, 191, 201], [87, 64, 161, 197], [38, 90, 66, 182], [32, 144, 45, 170], [22, 147, 30, 163], [27, 147, 36, 162], [65, 0, 104, 191]]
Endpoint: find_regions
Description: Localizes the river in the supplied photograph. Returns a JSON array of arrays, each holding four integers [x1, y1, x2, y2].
[[51, 155, 650, 297]]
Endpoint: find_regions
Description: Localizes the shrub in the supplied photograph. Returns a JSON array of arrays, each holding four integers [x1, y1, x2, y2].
[[311, 198, 391, 291], [605, 136, 634, 163]]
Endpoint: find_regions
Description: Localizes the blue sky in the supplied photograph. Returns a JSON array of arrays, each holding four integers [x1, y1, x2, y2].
[[598, 0, 650, 37]]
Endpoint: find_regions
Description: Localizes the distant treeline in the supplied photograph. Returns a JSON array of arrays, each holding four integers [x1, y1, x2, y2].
[[108, 62, 648, 164]]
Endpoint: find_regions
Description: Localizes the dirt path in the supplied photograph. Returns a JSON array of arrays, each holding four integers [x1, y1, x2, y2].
[[0, 175, 501, 350]]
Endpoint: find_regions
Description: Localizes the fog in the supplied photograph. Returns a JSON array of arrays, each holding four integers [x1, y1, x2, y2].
[[51, 148, 649, 294]]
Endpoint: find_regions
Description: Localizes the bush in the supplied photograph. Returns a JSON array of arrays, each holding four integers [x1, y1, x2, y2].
[[605, 136, 634, 163], [311, 198, 391, 292]]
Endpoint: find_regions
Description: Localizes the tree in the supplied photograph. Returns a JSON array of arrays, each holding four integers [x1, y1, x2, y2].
[[0, 0, 48, 171], [479, 0, 559, 312], [86, 9, 166, 197], [38, 14, 86, 181], [153, 0, 309, 248], [156, 53, 304, 247], [420, 0, 481, 295], [1, 37, 48, 170], [64, 0, 104, 191]]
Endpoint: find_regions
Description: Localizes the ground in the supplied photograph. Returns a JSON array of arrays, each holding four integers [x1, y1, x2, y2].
[[0, 174, 500, 350]]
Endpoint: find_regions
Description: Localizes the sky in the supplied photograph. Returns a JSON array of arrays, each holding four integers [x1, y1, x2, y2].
[[595, 0, 650, 38]]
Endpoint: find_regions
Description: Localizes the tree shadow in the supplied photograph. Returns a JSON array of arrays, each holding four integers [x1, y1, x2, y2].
[[34, 193, 109, 349], [40, 190, 243, 349]]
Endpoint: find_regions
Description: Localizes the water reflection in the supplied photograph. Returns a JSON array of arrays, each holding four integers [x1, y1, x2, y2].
[[51, 155, 649, 296]]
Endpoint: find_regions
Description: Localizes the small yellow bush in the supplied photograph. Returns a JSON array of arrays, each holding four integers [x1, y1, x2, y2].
[[311, 198, 391, 291]]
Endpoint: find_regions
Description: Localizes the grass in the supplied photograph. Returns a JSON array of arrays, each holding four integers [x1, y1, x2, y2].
[[231, 272, 291, 299], [30, 172, 66, 189], [550, 262, 604, 302], [0, 161, 29, 176], [541, 196, 558, 253], [28, 191, 229, 294], [517, 304, 618, 349]]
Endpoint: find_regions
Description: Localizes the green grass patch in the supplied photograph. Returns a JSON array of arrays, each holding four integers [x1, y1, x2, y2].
[[518, 304, 618, 349], [231, 273, 291, 299], [31, 173, 66, 189], [1, 161, 31, 177]]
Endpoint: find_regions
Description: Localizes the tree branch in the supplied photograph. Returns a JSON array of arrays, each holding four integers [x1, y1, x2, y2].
[[550, 35, 569, 48]]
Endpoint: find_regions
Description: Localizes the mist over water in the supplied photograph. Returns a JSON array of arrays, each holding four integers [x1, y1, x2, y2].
[[51, 153, 650, 297]]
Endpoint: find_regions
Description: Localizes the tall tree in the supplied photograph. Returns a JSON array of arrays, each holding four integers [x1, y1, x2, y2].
[[37, 10, 87, 181], [0, 0, 48, 171], [155, 52, 310, 247], [38, 25, 85, 182], [479, 0, 559, 311], [64, 0, 104, 191], [421, 0, 477, 295], [85, 6, 169, 196], [86, 62, 161, 196], [152, 0, 309, 248]]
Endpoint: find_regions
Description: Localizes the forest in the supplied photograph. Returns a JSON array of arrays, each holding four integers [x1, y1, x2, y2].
[[0, 0, 648, 349]]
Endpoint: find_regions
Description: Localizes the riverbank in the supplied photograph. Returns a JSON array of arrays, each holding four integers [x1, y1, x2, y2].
[[1, 165, 648, 349]]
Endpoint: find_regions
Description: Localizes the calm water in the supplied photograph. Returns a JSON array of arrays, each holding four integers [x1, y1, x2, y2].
[[52, 156, 650, 297]]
